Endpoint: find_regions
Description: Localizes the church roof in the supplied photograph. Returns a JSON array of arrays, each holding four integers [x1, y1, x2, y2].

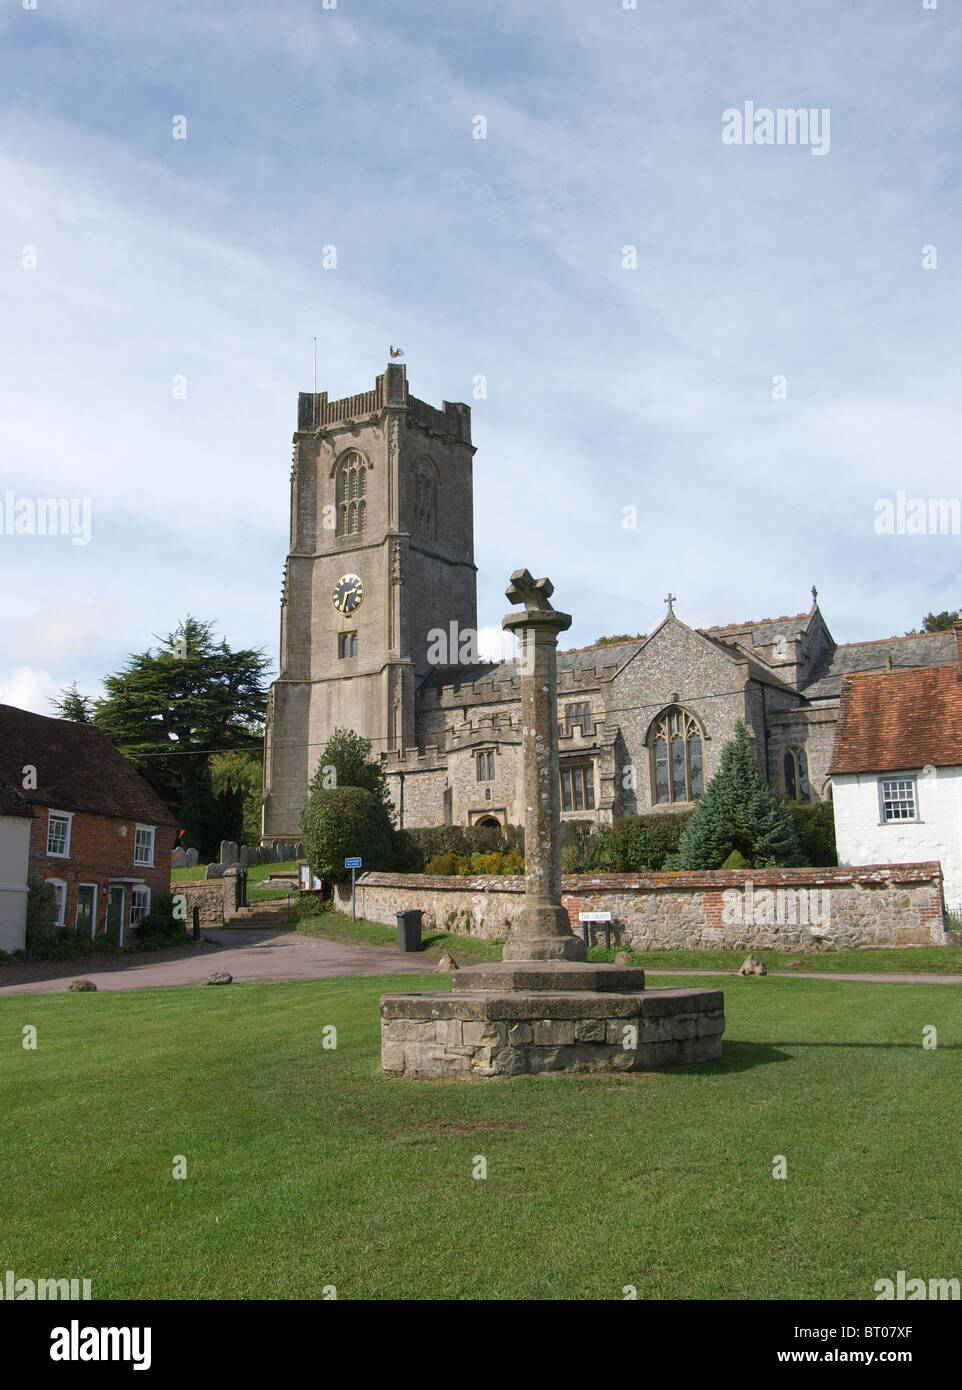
[[803, 630, 958, 700], [701, 611, 812, 644], [420, 640, 648, 697], [830, 662, 962, 774]]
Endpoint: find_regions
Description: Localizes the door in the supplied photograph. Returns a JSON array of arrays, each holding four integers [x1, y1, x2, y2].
[[75, 885, 97, 939], [105, 885, 125, 940]]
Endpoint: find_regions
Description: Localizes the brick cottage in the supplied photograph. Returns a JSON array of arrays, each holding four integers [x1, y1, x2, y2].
[[0, 704, 178, 943]]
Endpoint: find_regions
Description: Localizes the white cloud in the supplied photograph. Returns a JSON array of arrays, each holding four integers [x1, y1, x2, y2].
[[0, 600, 113, 664], [0, 666, 60, 715]]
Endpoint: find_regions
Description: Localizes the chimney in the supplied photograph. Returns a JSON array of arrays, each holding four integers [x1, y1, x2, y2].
[[955, 620, 962, 675]]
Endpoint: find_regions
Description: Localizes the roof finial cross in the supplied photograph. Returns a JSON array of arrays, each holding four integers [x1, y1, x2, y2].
[[811, 585, 818, 604], [665, 592, 677, 615]]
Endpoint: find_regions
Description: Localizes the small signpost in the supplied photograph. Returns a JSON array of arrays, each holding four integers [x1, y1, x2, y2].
[[579, 910, 613, 951], [345, 857, 362, 920]]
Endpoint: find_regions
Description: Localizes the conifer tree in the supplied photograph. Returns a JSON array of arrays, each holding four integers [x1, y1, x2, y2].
[[666, 721, 805, 869]]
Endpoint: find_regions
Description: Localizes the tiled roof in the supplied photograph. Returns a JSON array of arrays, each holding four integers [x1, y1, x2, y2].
[[420, 639, 646, 695], [0, 704, 178, 825], [701, 611, 812, 643], [803, 630, 958, 700], [0, 771, 34, 819], [829, 665, 962, 774]]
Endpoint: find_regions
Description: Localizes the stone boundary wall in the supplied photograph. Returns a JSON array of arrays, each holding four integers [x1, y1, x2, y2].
[[173, 872, 244, 926], [336, 863, 947, 950]]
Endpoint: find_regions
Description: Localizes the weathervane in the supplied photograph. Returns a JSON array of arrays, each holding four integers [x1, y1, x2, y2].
[[390, 345, 404, 359]]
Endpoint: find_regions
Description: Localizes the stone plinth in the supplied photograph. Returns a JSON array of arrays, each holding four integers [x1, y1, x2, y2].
[[454, 960, 645, 992], [380, 985, 725, 1079]]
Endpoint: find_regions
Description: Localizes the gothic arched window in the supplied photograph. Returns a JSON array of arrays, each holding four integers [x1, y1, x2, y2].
[[783, 747, 810, 802], [414, 460, 437, 539], [649, 707, 704, 804], [336, 453, 367, 537]]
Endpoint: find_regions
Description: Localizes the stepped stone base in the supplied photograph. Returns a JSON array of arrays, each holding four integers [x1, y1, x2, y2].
[[380, 985, 725, 1079]]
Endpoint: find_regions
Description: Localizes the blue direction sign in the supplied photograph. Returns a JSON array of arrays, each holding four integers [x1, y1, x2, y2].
[[344, 857, 362, 869]]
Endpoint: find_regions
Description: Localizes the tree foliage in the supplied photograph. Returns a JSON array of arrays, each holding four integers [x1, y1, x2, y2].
[[92, 617, 270, 857], [922, 610, 959, 633], [50, 683, 94, 722], [210, 750, 263, 846], [301, 786, 395, 881], [666, 722, 804, 869], [310, 728, 393, 817]]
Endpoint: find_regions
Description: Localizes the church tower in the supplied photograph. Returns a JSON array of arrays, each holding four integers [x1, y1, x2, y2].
[[261, 362, 477, 843]]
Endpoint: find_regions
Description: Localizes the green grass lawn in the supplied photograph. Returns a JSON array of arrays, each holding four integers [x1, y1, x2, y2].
[[587, 944, 962, 974], [296, 911, 503, 963], [171, 861, 298, 885], [2, 974, 960, 1300]]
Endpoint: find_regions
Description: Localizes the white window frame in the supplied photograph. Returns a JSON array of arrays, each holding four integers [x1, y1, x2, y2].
[[878, 775, 919, 824], [46, 878, 68, 927], [133, 824, 156, 868], [46, 810, 73, 859], [129, 885, 151, 927], [75, 883, 98, 939]]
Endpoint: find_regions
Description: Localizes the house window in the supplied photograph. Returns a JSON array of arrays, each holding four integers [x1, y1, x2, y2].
[[649, 708, 704, 804], [477, 750, 495, 782], [75, 884, 97, 938], [879, 776, 918, 823], [134, 825, 155, 867], [335, 452, 367, 537], [130, 886, 151, 926], [565, 702, 593, 734], [46, 878, 67, 927], [561, 763, 595, 812], [46, 812, 72, 858], [783, 747, 810, 802], [338, 632, 358, 659]]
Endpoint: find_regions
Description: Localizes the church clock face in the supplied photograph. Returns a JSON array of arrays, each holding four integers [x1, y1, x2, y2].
[[332, 573, 364, 616]]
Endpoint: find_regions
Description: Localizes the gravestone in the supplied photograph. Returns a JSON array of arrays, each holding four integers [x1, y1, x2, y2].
[[220, 841, 239, 867], [184, 848, 199, 868], [205, 863, 225, 880], [380, 568, 726, 1078]]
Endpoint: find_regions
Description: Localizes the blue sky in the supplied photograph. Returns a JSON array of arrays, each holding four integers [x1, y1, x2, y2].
[[1, 0, 960, 712]]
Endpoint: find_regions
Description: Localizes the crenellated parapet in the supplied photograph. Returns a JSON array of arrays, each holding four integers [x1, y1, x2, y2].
[[295, 363, 472, 447], [381, 743, 447, 773]]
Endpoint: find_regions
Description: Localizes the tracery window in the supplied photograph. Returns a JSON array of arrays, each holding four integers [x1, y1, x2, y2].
[[336, 453, 367, 536], [414, 461, 437, 538], [783, 747, 810, 802], [649, 708, 704, 804], [565, 702, 593, 734]]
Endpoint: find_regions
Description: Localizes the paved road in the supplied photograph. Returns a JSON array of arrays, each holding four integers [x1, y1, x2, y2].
[[2, 934, 960, 996], [0, 928, 437, 996]]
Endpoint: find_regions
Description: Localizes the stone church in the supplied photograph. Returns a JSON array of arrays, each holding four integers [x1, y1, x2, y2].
[[260, 364, 958, 844]]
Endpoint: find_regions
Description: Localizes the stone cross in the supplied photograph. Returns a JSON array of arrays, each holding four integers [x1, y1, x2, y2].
[[501, 569, 586, 962]]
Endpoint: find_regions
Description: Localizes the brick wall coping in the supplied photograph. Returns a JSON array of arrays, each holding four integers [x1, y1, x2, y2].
[[357, 863, 943, 894]]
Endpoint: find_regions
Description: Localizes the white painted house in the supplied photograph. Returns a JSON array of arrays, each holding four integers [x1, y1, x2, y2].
[[0, 774, 34, 954], [830, 624, 962, 913]]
